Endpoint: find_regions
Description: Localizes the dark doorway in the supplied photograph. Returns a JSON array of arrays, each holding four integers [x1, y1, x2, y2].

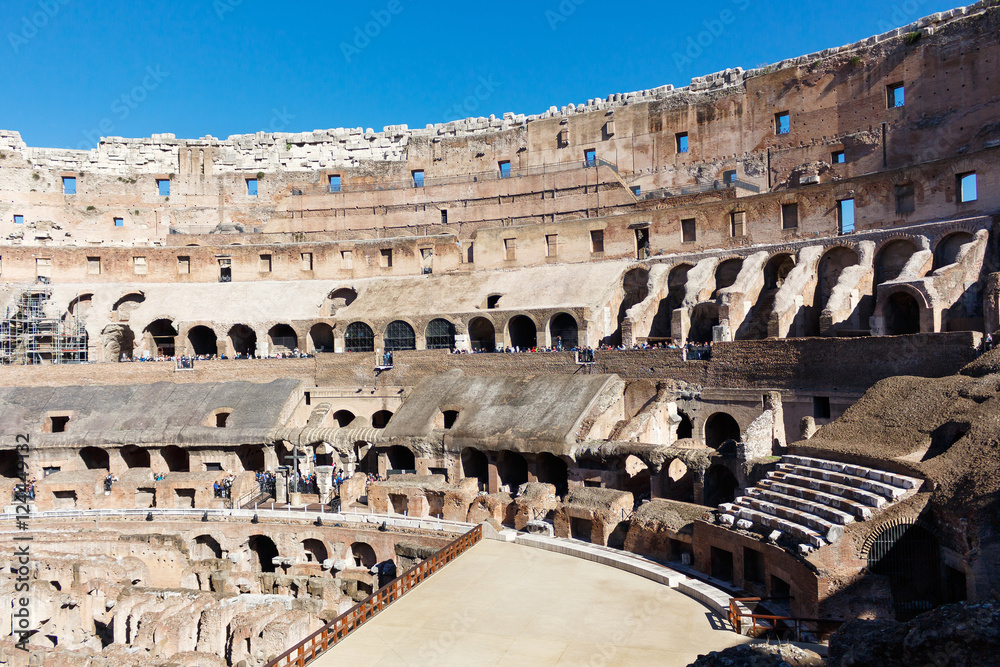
[[868, 523, 942, 621], [536, 452, 569, 497], [549, 313, 579, 349], [386, 446, 415, 471], [249, 535, 279, 573], [508, 316, 537, 349], [121, 445, 150, 469], [469, 317, 496, 352], [161, 445, 190, 472], [885, 292, 921, 335], [705, 413, 741, 449], [704, 464, 739, 506], [80, 447, 109, 470], [497, 450, 528, 491], [187, 326, 217, 356], [461, 448, 489, 490]]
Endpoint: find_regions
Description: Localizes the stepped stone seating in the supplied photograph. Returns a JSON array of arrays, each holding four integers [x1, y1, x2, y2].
[[719, 455, 923, 551]]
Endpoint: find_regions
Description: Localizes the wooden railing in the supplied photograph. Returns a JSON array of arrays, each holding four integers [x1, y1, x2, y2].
[[728, 597, 842, 642], [264, 524, 483, 667]]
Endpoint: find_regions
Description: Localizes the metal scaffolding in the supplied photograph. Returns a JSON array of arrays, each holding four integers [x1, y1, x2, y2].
[[0, 284, 89, 365]]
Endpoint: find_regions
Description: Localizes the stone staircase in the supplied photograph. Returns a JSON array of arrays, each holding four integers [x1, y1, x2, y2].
[[719, 455, 922, 553]]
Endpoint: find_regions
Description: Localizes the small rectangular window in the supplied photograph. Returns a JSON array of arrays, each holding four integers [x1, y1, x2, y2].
[[87, 256, 101, 275], [813, 396, 831, 419], [781, 203, 799, 229], [887, 82, 905, 108], [584, 148, 596, 167], [50, 415, 70, 433], [681, 218, 696, 243], [545, 234, 558, 257], [13, 215, 24, 225], [341, 250, 353, 269], [504, 237, 516, 261], [259, 254, 272, 272], [896, 184, 915, 213], [590, 229, 604, 253], [412, 170, 424, 187], [631, 185, 641, 197], [730, 211, 746, 238], [114, 217, 124, 227], [177, 255, 190, 274], [499, 161, 511, 178], [441, 209, 448, 224], [247, 178, 258, 196], [157, 179, 170, 196], [466, 242, 474, 264], [723, 170, 736, 184], [775, 112, 790, 135], [832, 150, 846, 164], [63, 177, 76, 195], [676, 132, 689, 153], [133, 256, 147, 275], [744, 548, 765, 584], [379, 248, 392, 268], [838, 198, 855, 234], [35, 257, 52, 278], [301, 252, 313, 271], [329, 175, 341, 193], [957, 172, 977, 203]]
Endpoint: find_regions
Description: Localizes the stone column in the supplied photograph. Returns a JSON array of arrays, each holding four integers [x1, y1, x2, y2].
[[315, 465, 334, 503], [764, 391, 786, 450], [983, 272, 1000, 335]]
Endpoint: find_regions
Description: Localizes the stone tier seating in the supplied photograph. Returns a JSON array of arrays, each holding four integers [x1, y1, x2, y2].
[[719, 455, 922, 550]]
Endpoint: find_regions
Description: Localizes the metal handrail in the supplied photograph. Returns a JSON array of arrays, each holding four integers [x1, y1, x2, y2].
[[264, 523, 483, 667], [640, 179, 760, 202], [728, 597, 842, 641]]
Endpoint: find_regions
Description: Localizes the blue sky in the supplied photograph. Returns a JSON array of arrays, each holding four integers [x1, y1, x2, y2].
[[2, 0, 960, 149]]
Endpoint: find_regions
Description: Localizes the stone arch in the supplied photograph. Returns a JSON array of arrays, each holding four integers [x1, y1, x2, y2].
[[933, 231, 975, 270], [650, 263, 693, 339], [384, 320, 416, 351], [884, 290, 922, 335], [497, 450, 528, 490], [425, 318, 456, 350], [623, 454, 650, 502], [507, 315, 538, 349], [535, 452, 568, 497], [192, 535, 223, 560], [875, 239, 920, 285], [468, 317, 496, 352], [864, 520, 943, 620], [302, 539, 329, 563], [689, 303, 719, 343], [349, 541, 378, 569], [461, 447, 489, 489], [739, 253, 796, 340], [112, 292, 145, 322], [548, 313, 579, 349], [813, 246, 859, 335], [704, 412, 741, 449], [121, 445, 150, 469], [102, 324, 135, 361], [161, 445, 190, 473], [248, 535, 279, 573], [385, 445, 414, 471], [227, 324, 257, 357], [143, 319, 177, 357], [333, 410, 356, 428], [344, 321, 375, 352], [267, 324, 298, 355], [610, 267, 650, 345], [704, 464, 739, 506], [662, 458, 695, 503], [80, 447, 110, 470], [676, 410, 694, 440], [186, 325, 218, 356], [306, 322, 334, 353], [712, 258, 744, 298], [326, 288, 358, 316], [67, 293, 94, 321], [371, 410, 394, 429]]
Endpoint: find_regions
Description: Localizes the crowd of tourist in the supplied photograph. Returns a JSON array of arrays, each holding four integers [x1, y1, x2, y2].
[[454, 340, 713, 360], [213, 475, 237, 499], [119, 349, 315, 363], [256, 470, 277, 496], [12, 480, 35, 502]]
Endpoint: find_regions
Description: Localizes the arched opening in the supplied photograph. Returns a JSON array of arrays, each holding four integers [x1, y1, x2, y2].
[[236, 445, 264, 472], [461, 448, 489, 490], [425, 319, 456, 350], [333, 410, 356, 428], [386, 445, 415, 471], [662, 458, 695, 503], [186, 326, 217, 356], [868, 523, 942, 621], [268, 324, 298, 355], [623, 454, 650, 503], [535, 452, 568, 497], [309, 323, 335, 353], [507, 316, 537, 349], [344, 322, 374, 353], [468, 317, 496, 352], [933, 232, 974, 270], [67, 294, 93, 321], [80, 447, 109, 470], [102, 324, 135, 361], [350, 542, 378, 569], [248, 535, 279, 573], [689, 303, 720, 343], [650, 264, 692, 339], [120, 445, 150, 469], [227, 324, 257, 357], [384, 320, 416, 351], [161, 445, 190, 473], [885, 291, 921, 335], [326, 288, 358, 315], [302, 539, 329, 564], [549, 313, 579, 349], [609, 267, 649, 346], [192, 535, 223, 560], [355, 442, 377, 475], [875, 240, 919, 285], [144, 319, 177, 357], [676, 411, 693, 440], [813, 247, 859, 335], [371, 410, 394, 429], [497, 450, 528, 491], [704, 464, 739, 506], [112, 292, 145, 322], [740, 254, 795, 340], [705, 413, 741, 449], [712, 258, 744, 298]]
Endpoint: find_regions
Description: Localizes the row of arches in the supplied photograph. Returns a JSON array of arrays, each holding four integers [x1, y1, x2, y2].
[[345, 313, 580, 352]]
